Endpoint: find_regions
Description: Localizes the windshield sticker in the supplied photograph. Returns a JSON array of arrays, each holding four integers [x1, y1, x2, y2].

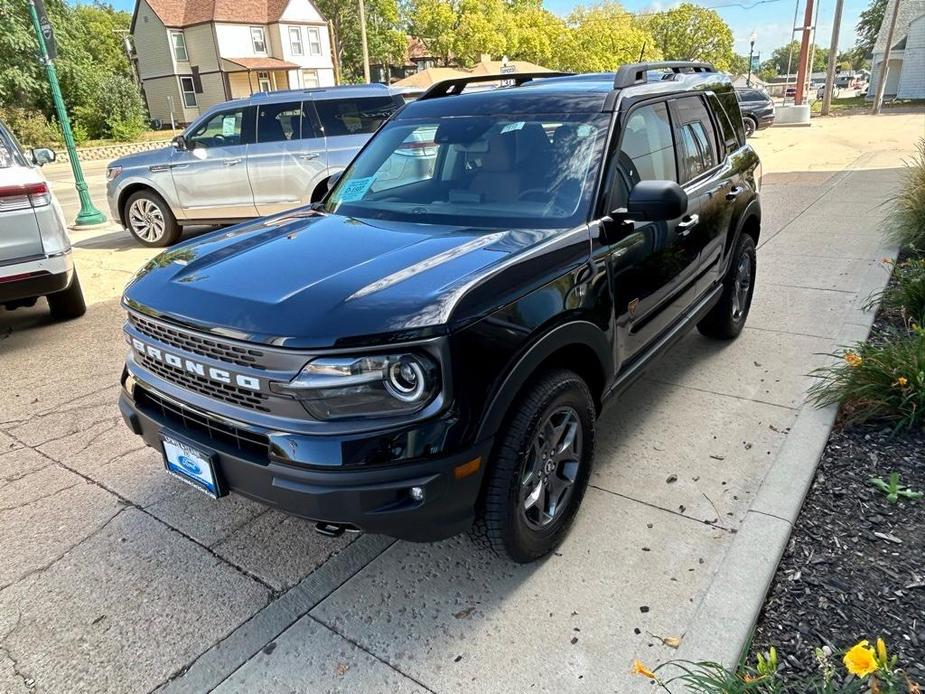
[[338, 176, 375, 202]]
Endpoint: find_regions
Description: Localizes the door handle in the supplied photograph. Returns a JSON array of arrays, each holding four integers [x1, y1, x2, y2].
[[726, 186, 744, 201], [677, 214, 699, 236], [300, 153, 320, 161], [224, 159, 242, 167]]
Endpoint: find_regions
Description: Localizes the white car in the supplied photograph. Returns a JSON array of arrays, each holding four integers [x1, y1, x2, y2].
[[0, 119, 85, 320]]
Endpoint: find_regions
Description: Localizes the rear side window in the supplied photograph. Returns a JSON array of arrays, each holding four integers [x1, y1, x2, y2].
[[673, 96, 718, 182], [256, 101, 317, 142], [315, 96, 397, 137], [610, 101, 677, 208]]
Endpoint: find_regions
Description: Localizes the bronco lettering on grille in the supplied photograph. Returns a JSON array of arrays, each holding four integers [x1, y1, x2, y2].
[[131, 338, 261, 391]]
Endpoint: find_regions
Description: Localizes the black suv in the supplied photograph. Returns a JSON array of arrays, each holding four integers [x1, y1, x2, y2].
[[119, 62, 761, 563], [735, 87, 776, 137]]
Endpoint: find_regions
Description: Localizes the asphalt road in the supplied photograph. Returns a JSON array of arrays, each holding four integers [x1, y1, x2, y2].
[[1, 112, 921, 692]]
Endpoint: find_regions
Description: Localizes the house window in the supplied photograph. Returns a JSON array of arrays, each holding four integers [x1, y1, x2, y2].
[[170, 31, 188, 61], [301, 69, 319, 88], [250, 26, 266, 53], [289, 27, 303, 56], [179, 76, 197, 108], [257, 71, 272, 92], [307, 27, 322, 56]]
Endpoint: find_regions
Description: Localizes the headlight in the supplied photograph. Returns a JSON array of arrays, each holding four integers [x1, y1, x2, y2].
[[271, 353, 439, 420], [106, 166, 122, 182]]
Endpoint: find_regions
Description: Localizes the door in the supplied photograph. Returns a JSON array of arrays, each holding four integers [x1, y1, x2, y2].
[[247, 100, 327, 216], [603, 100, 702, 361], [314, 95, 400, 172], [670, 95, 737, 294], [170, 106, 258, 221]]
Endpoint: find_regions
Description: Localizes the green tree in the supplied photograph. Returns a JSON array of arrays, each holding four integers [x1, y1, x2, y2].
[[559, 1, 659, 73], [856, 0, 886, 57], [316, 0, 405, 82], [646, 3, 734, 70]]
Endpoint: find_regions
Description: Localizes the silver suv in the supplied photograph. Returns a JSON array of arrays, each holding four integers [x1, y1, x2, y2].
[[0, 119, 85, 320], [106, 84, 404, 247]]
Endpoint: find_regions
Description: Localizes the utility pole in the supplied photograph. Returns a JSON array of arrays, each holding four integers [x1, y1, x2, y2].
[[794, 0, 816, 105], [358, 0, 370, 83], [747, 30, 757, 86], [872, 0, 901, 114], [821, 0, 845, 115], [27, 0, 105, 226]]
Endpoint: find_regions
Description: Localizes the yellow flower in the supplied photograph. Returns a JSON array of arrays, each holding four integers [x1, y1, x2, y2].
[[894, 376, 909, 388], [632, 660, 657, 679], [844, 641, 878, 677], [876, 637, 888, 665], [844, 352, 863, 368]]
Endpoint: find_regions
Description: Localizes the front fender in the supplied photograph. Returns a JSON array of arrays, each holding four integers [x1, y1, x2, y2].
[[475, 320, 613, 441]]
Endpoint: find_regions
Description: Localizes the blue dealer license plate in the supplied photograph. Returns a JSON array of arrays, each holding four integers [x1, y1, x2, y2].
[[162, 435, 220, 498]]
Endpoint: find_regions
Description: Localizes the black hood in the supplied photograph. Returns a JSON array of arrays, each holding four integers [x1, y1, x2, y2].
[[123, 210, 587, 348]]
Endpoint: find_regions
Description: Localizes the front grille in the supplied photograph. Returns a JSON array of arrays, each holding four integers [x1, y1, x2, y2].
[[137, 352, 271, 412], [135, 386, 270, 462], [129, 313, 266, 369]]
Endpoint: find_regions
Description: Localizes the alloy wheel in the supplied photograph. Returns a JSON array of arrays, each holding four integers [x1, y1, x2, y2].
[[128, 198, 167, 242], [520, 406, 583, 530], [732, 251, 753, 322]]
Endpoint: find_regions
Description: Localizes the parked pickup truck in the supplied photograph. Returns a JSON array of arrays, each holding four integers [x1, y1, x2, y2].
[[118, 62, 762, 562]]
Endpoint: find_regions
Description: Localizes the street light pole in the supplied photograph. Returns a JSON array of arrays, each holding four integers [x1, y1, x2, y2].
[[26, 0, 105, 226], [747, 30, 757, 86]]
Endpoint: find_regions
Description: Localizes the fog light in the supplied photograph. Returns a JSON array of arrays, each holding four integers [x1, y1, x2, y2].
[[409, 486, 424, 501]]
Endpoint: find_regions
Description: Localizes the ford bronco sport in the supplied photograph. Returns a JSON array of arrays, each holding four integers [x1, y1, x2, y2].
[[119, 62, 761, 563]]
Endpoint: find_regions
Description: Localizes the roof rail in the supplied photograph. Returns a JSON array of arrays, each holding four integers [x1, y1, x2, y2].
[[613, 61, 716, 89], [417, 72, 574, 101]]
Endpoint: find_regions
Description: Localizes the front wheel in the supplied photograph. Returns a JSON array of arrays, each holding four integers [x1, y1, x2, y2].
[[470, 369, 595, 563], [124, 190, 180, 247], [697, 233, 757, 340]]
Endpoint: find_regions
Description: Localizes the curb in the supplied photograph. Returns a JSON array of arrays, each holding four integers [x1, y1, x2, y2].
[[676, 248, 898, 668]]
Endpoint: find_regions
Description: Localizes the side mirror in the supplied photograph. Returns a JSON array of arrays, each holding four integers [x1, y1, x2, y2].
[[616, 180, 687, 222], [172, 134, 188, 151], [31, 147, 56, 166], [326, 172, 341, 192]]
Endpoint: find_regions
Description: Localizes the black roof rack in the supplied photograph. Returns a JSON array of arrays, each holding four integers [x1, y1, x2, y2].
[[417, 71, 574, 101], [612, 61, 716, 89]]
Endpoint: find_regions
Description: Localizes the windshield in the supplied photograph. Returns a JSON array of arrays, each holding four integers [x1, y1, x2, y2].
[[0, 122, 28, 169], [323, 113, 608, 229]]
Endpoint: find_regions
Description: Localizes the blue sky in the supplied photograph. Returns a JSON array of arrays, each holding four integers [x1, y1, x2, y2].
[[106, 0, 867, 60]]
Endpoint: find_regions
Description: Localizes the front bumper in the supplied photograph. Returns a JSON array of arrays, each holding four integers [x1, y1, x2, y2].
[[119, 382, 492, 542], [0, 252, 74, 304]]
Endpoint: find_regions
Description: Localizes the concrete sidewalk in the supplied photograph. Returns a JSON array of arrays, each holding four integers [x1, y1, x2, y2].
[[0, 116, 917, 693]]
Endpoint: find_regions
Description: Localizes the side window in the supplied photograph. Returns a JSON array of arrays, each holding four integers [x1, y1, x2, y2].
[[187, 107, 254, 149], [315, 97, 398, 137], [256, 101, 303, 143], [609, 101, 676, 208], [707, 93, 739, 155], [673, 96, 718, 182]]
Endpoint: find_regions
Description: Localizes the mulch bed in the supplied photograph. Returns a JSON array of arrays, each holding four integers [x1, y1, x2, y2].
[[750, 261, 925, 683]]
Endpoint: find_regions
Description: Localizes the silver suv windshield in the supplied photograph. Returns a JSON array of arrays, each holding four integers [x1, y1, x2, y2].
[[323, 113, 608, 229]]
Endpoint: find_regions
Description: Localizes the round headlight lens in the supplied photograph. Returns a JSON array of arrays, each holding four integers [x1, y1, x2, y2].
[[386, 357, 426, 402]]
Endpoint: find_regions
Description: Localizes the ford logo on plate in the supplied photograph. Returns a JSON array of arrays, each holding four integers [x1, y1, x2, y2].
[[176, 454, 202, 476]]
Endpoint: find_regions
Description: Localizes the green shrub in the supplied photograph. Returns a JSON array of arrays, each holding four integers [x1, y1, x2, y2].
[[809, 325, 925, 430], [866, 258, 925, 326], [887, 139, 925, 252], [0, 107, 61, 148]]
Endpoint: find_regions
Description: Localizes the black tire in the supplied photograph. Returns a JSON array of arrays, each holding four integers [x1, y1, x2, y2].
[[697, 233, 757, 340], [124, 189, 180, 247], [743, 116, 757, 138], [470, 369, 595, 563], [47, 271, 86, 320]]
